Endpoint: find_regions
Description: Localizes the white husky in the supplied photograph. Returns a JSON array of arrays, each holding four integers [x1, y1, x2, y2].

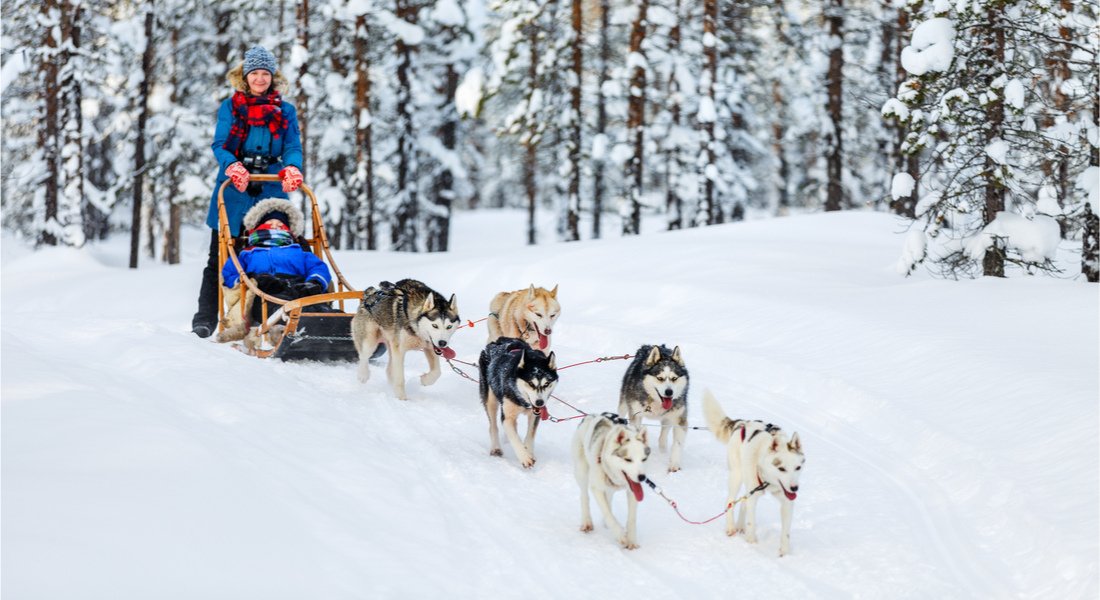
[[702, 391, 804, 556], [572, 412, 650, 549]]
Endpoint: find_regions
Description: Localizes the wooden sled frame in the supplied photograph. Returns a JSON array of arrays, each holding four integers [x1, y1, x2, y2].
[[215, 175, 361, 359]]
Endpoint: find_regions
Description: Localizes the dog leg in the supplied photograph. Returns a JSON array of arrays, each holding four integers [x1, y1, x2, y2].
[[485, 392, 502, 457], [502, 403, 534, 467], [387, 348, 408, 400], [575, 460, 594, 532], [668, 414, 687, 473], [742, 493, 760, 544], [420, 347, 441, 386], [658, 422, 670, 452], [778, 498, 793, 556], [523, 410, 540, 453], [592, 488, 624, 543], [726, 463, 744, 537], [624, 493, 639, 550], [356, 329, 380, 383]]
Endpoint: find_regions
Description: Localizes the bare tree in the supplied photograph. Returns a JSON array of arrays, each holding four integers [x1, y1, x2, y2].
[[130, 4, 155, 269], [623, 0, 648, 235], [824, 0, 845, 212]]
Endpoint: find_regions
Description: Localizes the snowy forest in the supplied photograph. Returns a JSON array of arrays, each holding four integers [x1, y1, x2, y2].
[[2, 0, 1098, 280]]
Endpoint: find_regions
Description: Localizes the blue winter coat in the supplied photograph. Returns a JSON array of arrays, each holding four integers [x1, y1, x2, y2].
[[222, 244, 331, 290], [206, 98, 304, 235]]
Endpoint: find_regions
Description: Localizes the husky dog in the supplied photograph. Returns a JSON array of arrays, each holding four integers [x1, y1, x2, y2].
[[617, 344, 689, 472], [479, 337, 558, 468], [702, 391, 804, 556], [351, 279, 460, 400], [572, 412, 650, 549], [487, 284, 560, 351]]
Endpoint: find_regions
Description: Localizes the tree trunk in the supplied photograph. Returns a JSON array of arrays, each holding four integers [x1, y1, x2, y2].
[[392, 0, 419, 252], [426, 63, 458, 252], [824, 0, 845, 212], [623, 0, 647, 236], [354, 14, 376, 250], [1083, 203, 1099, 282], [564, 0, 582, 242], [164, 25, 181, 264], [524, 21, 538, 246], [700, 0, 718, 226], [296, 0, 310, 177], [592, 0, 610, 239], [981, 10, 1006, 277], [890, 7, 918, 217], [60, 0, 85, 245], [130, 5, 154, 269], [665, 0, 683, 230], [39, 0, 60, 247]]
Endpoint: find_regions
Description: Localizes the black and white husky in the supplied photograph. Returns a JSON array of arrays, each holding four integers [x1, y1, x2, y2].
[[479, 337, 558, 468], [617, 344, 689, 472], [572, 412, 651, 549], [703, 390, 805, 556]]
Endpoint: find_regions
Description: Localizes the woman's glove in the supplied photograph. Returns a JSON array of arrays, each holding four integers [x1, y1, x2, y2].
[[225, 162, 250, 192], [279, 166, 303, 193]]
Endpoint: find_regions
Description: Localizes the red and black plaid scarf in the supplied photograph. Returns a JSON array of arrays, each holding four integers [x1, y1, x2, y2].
[[222, 90, 289, 157]]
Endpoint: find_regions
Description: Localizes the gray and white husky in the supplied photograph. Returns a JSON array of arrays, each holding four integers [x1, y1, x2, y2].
[[479, 337, 558, 468], [351, 279, 460, 400], [702, 390, 805, 556], [617, 344, 689, 472], [572, 412, 651, 549]]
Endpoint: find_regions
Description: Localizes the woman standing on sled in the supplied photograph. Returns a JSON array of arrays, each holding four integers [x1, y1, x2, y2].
[[191, 45, 304, 338]]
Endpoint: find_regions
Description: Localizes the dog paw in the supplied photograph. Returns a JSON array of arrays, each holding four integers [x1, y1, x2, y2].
[[619, 538, 639, 550], [580, 522, 593, 533], [490, 449, 503, 457], [357, 367, 371, 383], [667, 464, 680, 474], [520, 455, 536, 468], [744, 533, 758, 544], [778, 545, 789, 557], [420, 370, 440, 386], [726, 527, 737, 537]]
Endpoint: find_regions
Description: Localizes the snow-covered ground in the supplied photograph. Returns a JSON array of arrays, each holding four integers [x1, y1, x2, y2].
[[2, 211, 1097, 599]]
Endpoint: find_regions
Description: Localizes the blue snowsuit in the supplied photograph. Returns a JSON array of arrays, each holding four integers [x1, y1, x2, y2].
[[222, 244, 331, 290]]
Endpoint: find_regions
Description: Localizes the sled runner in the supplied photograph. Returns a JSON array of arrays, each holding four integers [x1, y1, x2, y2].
[[215, 174, 368, 361]]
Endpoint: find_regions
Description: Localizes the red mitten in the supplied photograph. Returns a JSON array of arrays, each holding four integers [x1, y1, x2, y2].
[[280, 166, 303, 193], [225, 162, 250, 192]]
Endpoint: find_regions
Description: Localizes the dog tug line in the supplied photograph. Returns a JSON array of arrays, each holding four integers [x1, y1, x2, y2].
[[441, 317, 767, 526]]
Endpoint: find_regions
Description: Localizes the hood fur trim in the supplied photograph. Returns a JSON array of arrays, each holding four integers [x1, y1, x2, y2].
[[227, 63, 292, 96], [243, 198, 306, 237]]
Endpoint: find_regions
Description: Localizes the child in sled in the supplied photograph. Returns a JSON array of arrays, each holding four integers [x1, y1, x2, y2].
[[216, 198, 331, 344]]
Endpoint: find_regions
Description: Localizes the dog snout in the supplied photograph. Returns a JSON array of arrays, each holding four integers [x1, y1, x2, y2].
[[637, 474, 646, 482], [663, 388, 673, 397], [544, 328, 552, 335], [534, 399, 545, 407], [437, 340, 448, 347], [790, 485, 798, 492]]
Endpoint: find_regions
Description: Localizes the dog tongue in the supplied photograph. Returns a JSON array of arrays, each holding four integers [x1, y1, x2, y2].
[[538, 333, 549, 350], [538, 406, 549, 421], [626, 477, 644, 502], [661, 396, 673, 410], [435, 346, 456, 359], [781, 484, 797, 501]]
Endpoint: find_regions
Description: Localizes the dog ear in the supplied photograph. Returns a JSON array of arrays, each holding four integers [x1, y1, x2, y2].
[[550, 284, 558, 298], [638, 428, 648, 446], [422, 294, 435, 311], [789, 432, 801, 453], [448, 293, 458, 313], [616, 429, 626, 445], [546, 351, 556, 370], [645, 346, 662, 367], [517, 350, 526, 370], [770, 436, 782, 453], [526, 284, 535, 299], [671, 345, 684, 366]]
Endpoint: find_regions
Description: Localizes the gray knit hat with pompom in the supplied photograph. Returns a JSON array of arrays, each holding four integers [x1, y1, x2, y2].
[[243, 46, 277, 76]]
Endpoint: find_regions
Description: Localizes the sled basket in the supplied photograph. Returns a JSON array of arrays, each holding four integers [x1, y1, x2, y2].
[[215, 175, 375, 362]]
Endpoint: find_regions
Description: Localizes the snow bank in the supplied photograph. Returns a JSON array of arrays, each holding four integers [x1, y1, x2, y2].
[[965, 211, 1061, 263]]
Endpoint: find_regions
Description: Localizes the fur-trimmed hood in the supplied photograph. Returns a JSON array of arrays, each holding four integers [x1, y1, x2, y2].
[[227, 63, 292, 96], [243, 198, 306, 237]]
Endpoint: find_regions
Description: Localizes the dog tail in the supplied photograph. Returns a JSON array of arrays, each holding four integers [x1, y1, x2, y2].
[[702, 390, 735, 443]]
